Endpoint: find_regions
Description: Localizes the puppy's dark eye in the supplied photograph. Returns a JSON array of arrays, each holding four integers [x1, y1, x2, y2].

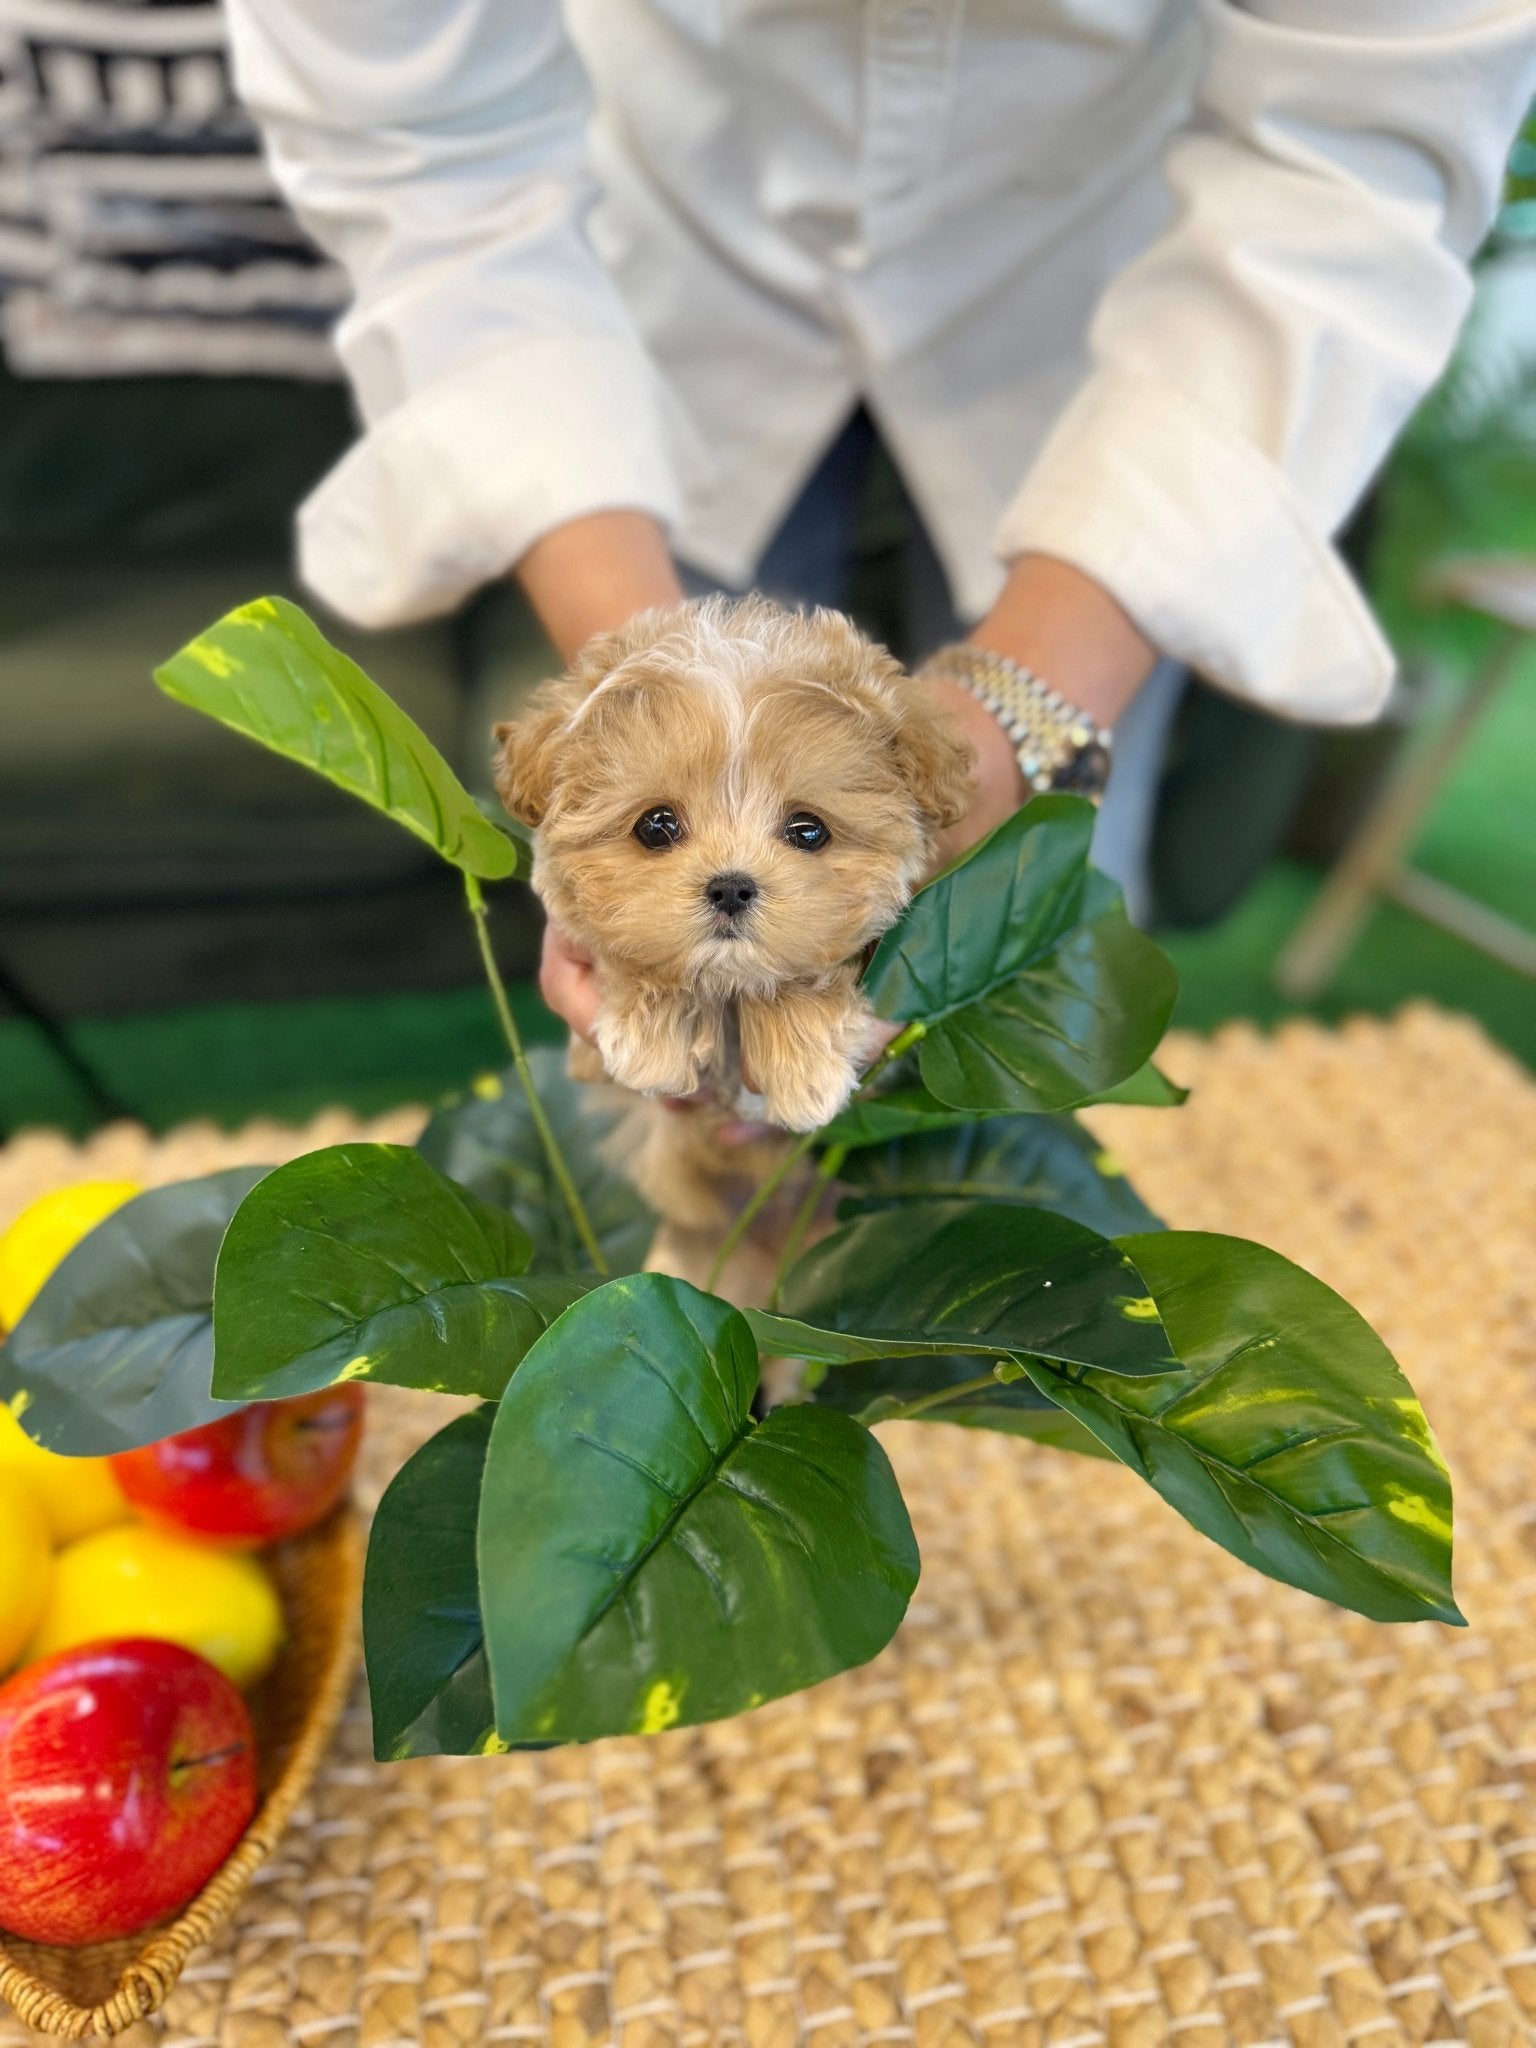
[[633, 804, 684, 850], [784, 812, 830, 852]]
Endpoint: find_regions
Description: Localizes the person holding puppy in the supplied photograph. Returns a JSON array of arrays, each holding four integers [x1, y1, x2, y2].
[[226, 0, 1536, 1054]]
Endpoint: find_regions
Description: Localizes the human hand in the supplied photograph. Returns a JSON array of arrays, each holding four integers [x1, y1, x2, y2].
[[538, 919, 601, 1045]]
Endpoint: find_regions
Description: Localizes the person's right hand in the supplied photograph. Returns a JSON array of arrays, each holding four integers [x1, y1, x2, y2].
[[539, 918, 601, 1045]]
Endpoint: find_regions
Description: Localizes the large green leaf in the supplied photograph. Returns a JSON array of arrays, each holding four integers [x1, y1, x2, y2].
[[0, 1170, 265, 1455], [915, 875, 1178, 1114], [1026, 1232, 1462, 1625], [478, 1275, 919, 1743], [863, 796, 1095, 1024], [861, 802, 1176, 1112], [155, 597, 518, 880], [416, 1049, 654, 1276], [836, 1114, 1163, 1238], [808, 1354, 1115, 1457], [752, 1200, 1171, 1379], [213, 1144, 587, 1402], [364, 1408, 500, 1761]]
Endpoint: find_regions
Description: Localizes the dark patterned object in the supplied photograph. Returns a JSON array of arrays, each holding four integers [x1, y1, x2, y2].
[[0, 0, 342, 374]]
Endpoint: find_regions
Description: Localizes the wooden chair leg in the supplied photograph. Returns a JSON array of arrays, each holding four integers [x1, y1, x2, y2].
[[1275, 631, 1524, 1001]]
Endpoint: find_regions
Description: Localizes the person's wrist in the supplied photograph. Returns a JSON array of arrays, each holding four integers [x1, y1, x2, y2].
[[970, 551, 1156, 730], [516, 510, 685, 665], [919, 553, 1157, 866]]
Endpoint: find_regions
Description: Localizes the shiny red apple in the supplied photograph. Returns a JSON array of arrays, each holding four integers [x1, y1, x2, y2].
[[0, 1638, 259, 1945], [111, 1385, 365, 1547]]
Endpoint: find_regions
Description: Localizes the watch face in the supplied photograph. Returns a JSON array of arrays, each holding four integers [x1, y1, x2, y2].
[[1052, 741, 1112, 796]]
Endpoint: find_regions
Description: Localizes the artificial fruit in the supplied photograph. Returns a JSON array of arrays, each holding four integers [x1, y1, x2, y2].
[[27, 1523, 284, 1689], [0, 1638, 258, 1944], [111, 1386, 365, 1547]]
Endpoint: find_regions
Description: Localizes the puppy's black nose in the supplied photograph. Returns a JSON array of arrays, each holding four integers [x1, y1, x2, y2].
[[705, 871, 758, 918]]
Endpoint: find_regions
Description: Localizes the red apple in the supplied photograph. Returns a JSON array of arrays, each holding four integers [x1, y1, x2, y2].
[[111, 1385, 365, 1547], [0, 1638, 259, 1945]]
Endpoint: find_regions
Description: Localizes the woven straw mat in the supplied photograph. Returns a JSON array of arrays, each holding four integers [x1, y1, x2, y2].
[[1, 1006, 1534, 2048]]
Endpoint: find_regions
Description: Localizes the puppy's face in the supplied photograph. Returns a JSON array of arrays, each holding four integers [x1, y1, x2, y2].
[[496, 598, 974, 996]]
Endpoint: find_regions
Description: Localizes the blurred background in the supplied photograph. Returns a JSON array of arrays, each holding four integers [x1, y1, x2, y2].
[[0, 5, 1532, 1141]]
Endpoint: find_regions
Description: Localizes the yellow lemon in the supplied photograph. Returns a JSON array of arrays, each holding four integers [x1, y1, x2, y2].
[[0, 1405, 129, 1545], [0, 1480, 52, 1674], [27, 1524, 284, 1689], [0, 1180, 142, 1331]]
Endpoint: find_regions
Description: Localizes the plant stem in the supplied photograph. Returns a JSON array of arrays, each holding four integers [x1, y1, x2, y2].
[[768, 1144, 847, 1312], [462, 873, 608, 1276], [705, 1129, 816, 1294], [704, 1019, 926, 1296], [857, 1369, 1003, 1427]]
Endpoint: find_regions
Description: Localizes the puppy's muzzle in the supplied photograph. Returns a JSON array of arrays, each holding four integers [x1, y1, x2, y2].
[[705, 872, 758, 933]]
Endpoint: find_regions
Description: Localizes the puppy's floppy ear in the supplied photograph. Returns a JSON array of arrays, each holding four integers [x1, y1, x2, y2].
[[493, 614, 673, 828], [890, 680, 976, 830], [808, 609, 976, 832], [493, 694, 572, 829]]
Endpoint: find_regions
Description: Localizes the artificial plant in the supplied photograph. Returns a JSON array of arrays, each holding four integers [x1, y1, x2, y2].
[[0, 599, 1461, 1760]]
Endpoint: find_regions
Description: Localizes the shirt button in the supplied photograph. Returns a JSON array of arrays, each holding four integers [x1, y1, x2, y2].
[[830, 241, 869, 273]]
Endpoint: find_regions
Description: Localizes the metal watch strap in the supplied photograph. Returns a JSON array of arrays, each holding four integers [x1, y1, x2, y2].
[[919, 643, 1113, 798]]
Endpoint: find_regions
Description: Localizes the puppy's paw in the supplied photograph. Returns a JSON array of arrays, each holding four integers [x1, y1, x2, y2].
[[756, 1044, 860, 1133], [596, 1020, 700, 1099]]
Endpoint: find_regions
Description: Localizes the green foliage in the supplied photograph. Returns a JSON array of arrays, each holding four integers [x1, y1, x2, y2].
[[1, 1170, 265, 1455], [12, 596, 1459, 1763], [364, 1408, 500, 1761], [1024, 1233, 1461, 1625], [212, 1143, 589, 1402], [1088, 1063, 1189, 1107], [751, 1201, 1172, 1377], [155, 597, 520, 880], [808, 1353, 1116, 1457], [477, 1277, 919, 1745], [864, 803, 1177, 1110], [833, 1112, 1163, 1237], [415, 1049, 654, 1275]]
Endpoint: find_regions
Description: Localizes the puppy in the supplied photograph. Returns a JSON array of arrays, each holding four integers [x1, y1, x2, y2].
[[494, 596, 973, 1246]]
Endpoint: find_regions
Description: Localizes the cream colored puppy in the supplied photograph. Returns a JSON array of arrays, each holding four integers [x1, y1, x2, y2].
[[495, 596, 972, 1234]]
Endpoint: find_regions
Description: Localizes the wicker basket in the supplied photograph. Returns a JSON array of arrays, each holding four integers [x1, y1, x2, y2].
[[0, 1509, 361, 2039]]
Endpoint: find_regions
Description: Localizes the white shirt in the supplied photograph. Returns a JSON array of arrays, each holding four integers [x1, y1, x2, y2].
[[226, 0, 1536, 723]]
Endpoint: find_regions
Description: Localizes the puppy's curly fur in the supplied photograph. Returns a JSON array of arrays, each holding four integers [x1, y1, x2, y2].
[[495, 596, 973, 1243]]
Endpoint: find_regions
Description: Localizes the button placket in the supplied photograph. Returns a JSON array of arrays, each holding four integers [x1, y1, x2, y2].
[[859, 0, 954, 233]]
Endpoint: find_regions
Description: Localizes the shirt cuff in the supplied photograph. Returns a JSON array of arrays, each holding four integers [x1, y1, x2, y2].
[[993, 368, 1395, 725], [296, 330, 681, 630]]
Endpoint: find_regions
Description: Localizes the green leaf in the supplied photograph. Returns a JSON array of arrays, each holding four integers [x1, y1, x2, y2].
[[0, 1170, 265, 1455], [1080, 1062, 1190, 1108], [808, 1354, 1115, 1458], [364, 1408, 501, 1761], [749, 1200, 1172, 1378], [155, 597, 518, 881], [863, 795, 1097, 1024], [1026, 1232, 1462, 1625], [212, 1143, 588, 1402], [836, 1113, 1163, 1238], [478, 1275, 919, 1744], [915, 874, 1178, 1115], [416, 1048, 654, 1276], [817, 1085, 980, 1150]]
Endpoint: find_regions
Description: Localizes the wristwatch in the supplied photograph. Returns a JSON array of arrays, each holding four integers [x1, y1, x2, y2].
[[919, 643, 1113, 800]]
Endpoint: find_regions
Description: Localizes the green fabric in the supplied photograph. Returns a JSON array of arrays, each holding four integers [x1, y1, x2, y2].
[[0, 369, 353, 561]]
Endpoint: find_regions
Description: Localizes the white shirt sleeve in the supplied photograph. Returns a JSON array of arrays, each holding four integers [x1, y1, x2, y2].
[[994, 0, 1536, 723], [224, 0, 680, 629]]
